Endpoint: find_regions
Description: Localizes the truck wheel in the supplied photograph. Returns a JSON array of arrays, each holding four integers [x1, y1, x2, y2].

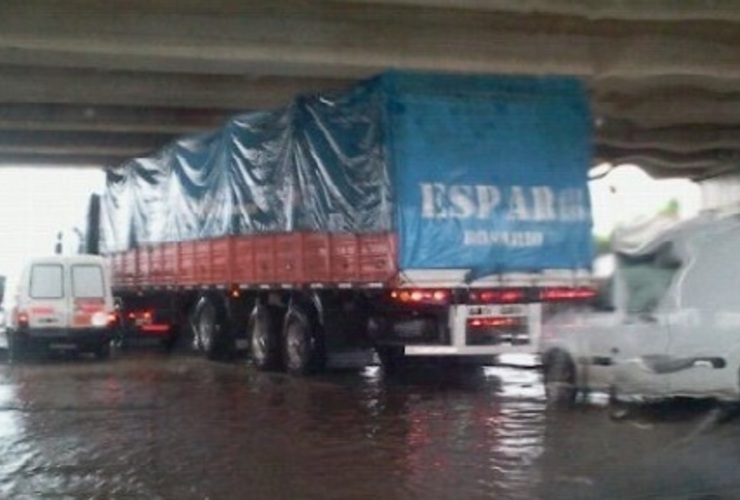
[[194, 298, 228, 360], [543, 350, 577, 408], [249, 306, 280, 371], [377, 346, 406, 375], [282, 311, 324, 376], [94, 341, 111, 360]]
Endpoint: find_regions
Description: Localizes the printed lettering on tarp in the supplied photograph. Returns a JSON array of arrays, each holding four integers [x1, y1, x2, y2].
[[388, 75, 593, 272]]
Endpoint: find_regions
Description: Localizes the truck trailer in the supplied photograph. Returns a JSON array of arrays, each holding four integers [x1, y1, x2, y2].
[[97, 71, 595, 375]]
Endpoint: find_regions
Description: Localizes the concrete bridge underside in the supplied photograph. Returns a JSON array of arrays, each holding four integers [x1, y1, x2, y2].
[[1, 0, 740, 179]]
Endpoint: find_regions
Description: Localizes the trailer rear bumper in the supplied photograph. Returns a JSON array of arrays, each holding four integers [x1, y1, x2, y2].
[[403, 345, 537, 356]]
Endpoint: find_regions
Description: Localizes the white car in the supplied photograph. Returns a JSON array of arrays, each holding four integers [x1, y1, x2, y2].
[[540, 213, 740, 405]]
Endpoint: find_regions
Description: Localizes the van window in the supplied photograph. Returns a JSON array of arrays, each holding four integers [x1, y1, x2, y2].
[[680, 231, 740, 310], [620, 243, 680, 314], [72, 265, 105, 298], [30, 264, 64, 299]]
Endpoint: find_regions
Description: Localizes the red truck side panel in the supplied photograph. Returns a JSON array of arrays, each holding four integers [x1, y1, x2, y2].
[[110, 232, 397, 289], [178, 241, 197, 287]]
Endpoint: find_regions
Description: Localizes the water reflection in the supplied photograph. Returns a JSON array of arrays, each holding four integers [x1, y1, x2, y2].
[[0, 354, 724, 499]]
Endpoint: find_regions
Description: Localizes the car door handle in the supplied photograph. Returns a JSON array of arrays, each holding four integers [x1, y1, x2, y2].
[[610, 347, 620, 355]]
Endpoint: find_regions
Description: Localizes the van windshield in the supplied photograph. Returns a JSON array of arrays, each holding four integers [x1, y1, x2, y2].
[[71, 265, 105, 299], [30, 264, 64, 299], [620, 243, 680, 314]]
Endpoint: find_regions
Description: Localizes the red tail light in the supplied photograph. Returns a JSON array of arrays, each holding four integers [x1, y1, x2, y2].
[[467, 317, 521, 328], [540, 287, 596, 302], [107, 312, 118, 326], [390, 289, 451, 305], [16, 310, 29, 327], [468, 289, 525, 304]]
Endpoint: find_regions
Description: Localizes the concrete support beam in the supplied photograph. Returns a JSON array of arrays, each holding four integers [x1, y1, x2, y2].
[[0, 1, 737, 80], [342, 0, 740, 21], [595, 145, 740, 177], [0, 1, 736, 177], [0, 104, 233, 134], [596, 124, 740, 154], [0, 67, 351, 109], [0, 131, 173, 159], [593, 88, 740, 128], [0, 153, 124, 168]]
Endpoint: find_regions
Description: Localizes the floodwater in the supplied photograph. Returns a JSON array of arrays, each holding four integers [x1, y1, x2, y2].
[[0, 352, 737, 499]]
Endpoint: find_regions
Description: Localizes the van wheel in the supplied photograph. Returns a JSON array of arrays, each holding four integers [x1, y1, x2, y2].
[[7, 332, 29, 363], [283, 311, 324, 376], [543, 351, 577, 408], [249, 306, 281, 371]]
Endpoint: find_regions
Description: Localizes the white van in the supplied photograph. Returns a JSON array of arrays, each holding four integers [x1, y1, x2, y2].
[[8, 255, 116, 360], [541, 212, 740, 405]]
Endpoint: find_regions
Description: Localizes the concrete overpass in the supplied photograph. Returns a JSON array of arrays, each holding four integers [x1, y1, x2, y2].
[[1, 0, 739, 179]]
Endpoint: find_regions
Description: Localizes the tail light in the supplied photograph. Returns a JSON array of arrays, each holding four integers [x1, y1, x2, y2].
[[16, 310, 29, 327], [468, 289, 525, 304], [467, 317, 521, 328], [390, 289, 451, 305], [540, 287, 596, 302], [107, 312, 118, 326]]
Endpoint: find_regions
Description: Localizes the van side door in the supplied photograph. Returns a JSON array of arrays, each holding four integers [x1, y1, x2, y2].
[[609, 255, 676, 397], [667, 232, 740, 396]]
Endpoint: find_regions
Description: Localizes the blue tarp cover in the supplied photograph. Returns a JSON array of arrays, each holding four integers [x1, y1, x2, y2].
[[101, 71, 593, 273]]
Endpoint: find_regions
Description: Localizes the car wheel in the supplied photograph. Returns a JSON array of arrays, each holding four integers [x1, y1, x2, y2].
[[249, 306, 280, 371], [543, 350, 577, 408]]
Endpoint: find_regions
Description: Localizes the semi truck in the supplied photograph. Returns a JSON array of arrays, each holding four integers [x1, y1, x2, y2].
[[95, 71, 595, 375]]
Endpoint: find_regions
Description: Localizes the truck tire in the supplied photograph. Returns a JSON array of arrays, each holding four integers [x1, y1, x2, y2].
[[376, 346, 406, 376], [543, 350, 577, 408], [94, 341, 111, 360], [249, 305, 281, 371], [194, 297, 230, 360], [282, 310, 324, 376]]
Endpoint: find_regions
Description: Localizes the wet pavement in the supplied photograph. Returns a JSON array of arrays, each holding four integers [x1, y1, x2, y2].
[[0, 351, 738, 499]]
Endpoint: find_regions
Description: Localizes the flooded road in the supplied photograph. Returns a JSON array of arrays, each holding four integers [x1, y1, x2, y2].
[[0, 352, 737, 499]]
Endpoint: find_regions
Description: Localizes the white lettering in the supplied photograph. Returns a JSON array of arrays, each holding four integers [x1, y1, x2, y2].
[[531, 186, 556, 221], [476, 185, 501, 219], [448, 185, 476, 218], [507, 187, 530, 221], [558, 188, 588, 221], [420, 183, 447, 219], [463, 230, 545, 247], [419, 183, 589, 222]]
